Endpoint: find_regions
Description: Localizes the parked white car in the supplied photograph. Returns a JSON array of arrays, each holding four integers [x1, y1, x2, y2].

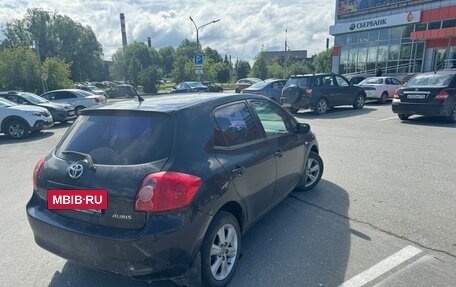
[[358, 77, 403, 104], [0, 97, 53, 139], [40, 89, 107, 115]]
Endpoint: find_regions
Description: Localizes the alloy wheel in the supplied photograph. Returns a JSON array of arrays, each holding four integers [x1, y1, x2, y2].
[[305, 157, 321, 188], [210, 223, 238, 281], [8, 122, 26, 138]]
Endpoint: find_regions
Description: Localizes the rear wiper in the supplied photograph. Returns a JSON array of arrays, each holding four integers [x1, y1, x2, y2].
[[62, 150, 96, 170]]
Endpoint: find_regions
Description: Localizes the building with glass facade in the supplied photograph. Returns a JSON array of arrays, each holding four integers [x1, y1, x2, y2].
[[330, 0, 456, 77]]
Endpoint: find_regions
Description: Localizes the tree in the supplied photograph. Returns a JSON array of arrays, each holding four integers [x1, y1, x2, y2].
[[139, 66, 160, 93], [234, 60, 251, 80], [312, 48, 332, 73], [287, 60, 314, 76], [267, 59, 284, 79], [3, 8, 104, 82], [43, 57, 73, 90], [171, 40, 199, 83], [158, 46, 175, 77], [250, 52, 268, 79], [0, 47, 41, 92]]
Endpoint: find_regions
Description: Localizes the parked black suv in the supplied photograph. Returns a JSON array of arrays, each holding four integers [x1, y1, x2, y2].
[[392, 70, 456, 123], [280, 73, 367, 114], [27, 93, 323, 287]]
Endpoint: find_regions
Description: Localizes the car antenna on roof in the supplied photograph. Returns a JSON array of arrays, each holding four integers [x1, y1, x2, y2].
[[135, 88, 144, 103]]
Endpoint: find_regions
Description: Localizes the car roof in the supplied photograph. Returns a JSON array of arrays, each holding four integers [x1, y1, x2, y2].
[[290, 73, 334, 77], [83, 93, 269, 114]]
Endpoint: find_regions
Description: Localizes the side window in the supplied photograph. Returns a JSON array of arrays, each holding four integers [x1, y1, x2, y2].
[[5, 95, 19, 103], [213, 102, 264, 147], [56, 91, 77, 100], [323, 76, 335, 86], [42, 93, 55, 100], [391, 78, 402, 85], [249, 100, 296, 137], [385, 78, 392, 85], [335, 76, 350, 87]]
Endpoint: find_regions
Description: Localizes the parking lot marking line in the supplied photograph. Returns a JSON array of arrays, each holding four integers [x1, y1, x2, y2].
[[378, 116, 398, 122], [339, 245, 422, 287]]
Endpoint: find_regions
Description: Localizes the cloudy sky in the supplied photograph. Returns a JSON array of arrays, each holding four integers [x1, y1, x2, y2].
[[0, 0, 335, 61]]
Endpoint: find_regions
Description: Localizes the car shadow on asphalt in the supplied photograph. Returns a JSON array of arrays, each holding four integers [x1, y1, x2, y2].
[[0, 130, 55, 145], [399, 115, 456, 128], [294, 106, 376, 119], [229, 179, 351, 287], [46, 180, 350, 287]]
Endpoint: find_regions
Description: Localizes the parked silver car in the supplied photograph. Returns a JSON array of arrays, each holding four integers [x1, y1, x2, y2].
[[40, 89, 107, 115]]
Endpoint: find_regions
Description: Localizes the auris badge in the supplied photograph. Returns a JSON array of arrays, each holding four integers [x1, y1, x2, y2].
[[349, 23, 356, 31], [68, 162, 84, 179]]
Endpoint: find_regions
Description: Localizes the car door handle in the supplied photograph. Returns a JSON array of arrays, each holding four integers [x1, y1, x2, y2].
[[232, 166, 246, 177], [274, 150, 283, 158]]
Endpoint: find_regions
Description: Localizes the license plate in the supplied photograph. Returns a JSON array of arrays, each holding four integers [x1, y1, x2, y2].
[[407, 94, 426, 99]]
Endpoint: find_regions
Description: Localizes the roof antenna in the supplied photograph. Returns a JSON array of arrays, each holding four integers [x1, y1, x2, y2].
[[135, 87, 144, 103]]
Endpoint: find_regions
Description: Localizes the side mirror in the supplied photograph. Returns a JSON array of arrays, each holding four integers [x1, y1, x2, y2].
[[297, 123, 310, 134]]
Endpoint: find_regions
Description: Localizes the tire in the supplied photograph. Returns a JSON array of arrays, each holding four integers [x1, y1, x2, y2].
[[201, 211, 241, 287], [75, 106, 85, 116], [296, 151, 324, 191], [313, 98, 328, 115], [353, 94, 366, 109], [5, 119, 29, 139], [445, 105, 456, 123], [378, 92, 388, 104], [398, 114, 410, 120], [283, 85, 302, 104]]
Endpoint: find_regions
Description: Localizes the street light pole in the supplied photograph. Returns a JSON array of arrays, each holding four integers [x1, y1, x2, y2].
[[189, 17, 220, 51]]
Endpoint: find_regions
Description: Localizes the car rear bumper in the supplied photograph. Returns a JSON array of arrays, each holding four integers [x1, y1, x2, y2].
[[27, 194, 212, 280], [281, 97, 312, 110], [392, 100, 451, 116]]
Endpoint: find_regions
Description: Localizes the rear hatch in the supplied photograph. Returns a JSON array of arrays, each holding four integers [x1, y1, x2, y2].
[[399, 72, 454, 103], [37, 111, 174, 229], [282, 76, 312, 104]]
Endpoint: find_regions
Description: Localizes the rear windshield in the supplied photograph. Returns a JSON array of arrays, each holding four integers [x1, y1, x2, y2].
[[406, 73, 454, 87], [285, 77, 311, 88], [55, 113, 173, 165], [249, 81, 268, 89]]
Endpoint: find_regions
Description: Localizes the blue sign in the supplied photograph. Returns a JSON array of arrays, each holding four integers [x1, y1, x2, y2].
[[194, 53, 203, 65]]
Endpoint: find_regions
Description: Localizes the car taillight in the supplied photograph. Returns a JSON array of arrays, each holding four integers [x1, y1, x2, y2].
[[393, 89, 400, 99], [435, 89, 449, 100], [135, 172, 202, 212], [33, 158, 45, 192], [305, 88, 312, 97]]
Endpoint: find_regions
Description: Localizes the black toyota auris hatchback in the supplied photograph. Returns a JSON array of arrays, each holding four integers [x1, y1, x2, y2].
[[27, 93, 323, 286]]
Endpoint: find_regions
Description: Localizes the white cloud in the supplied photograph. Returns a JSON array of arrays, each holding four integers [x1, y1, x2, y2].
[[0, 0, 334, 61]]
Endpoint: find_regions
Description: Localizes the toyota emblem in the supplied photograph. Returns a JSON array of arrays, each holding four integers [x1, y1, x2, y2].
[[68, 163, 84, 179]]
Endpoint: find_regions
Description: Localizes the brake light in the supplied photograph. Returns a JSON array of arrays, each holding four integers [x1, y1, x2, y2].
[[33, 158, 45, 192], [393, 89, 400, 99], [135, 172, 202, 212], [305, 88, 312, 97], [435, 89, 449, 100]]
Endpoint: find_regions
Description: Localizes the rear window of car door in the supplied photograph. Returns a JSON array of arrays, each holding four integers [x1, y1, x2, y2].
[[213, 102, 264, 147], [55, 91, 77, 100], [249, 100, 296, 137]]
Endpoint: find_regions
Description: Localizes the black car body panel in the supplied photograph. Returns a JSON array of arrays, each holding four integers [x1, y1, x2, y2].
[[392, 70, 456, 119], [27, 93, 321, 282]]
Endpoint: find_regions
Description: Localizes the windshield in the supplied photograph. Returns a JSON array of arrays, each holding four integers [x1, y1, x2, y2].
[[21, 93, 49, 104], [55, 113, 173, 165], [360, 78, 383, 84], [0, 97, 17, 107], [406, 73, 454, 86]]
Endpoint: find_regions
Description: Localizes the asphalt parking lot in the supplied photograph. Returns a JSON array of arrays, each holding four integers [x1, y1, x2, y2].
[[1, 99, 455, 287]]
